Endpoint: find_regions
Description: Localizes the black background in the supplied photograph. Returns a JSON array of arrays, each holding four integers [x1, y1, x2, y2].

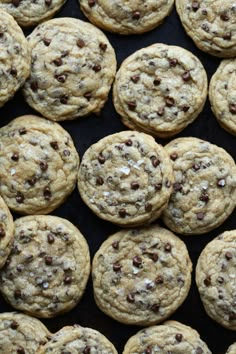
[[0, 1, 235, 353]]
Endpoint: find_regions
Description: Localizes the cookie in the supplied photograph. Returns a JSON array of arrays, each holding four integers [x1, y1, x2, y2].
[[162, 137, 236, 235], [176, 0, 236, 57], [113, 44, 207, 138], [0, 312, 50, 353], [0, 9, 30, 108], [123, 320, 212, 354], [196, 230, 236, 330], [77, 131, 174, 227], [92, 225, 192, 326], [22, 18, 116, 121], [0, 115, 79, 215], [36, 325, 117, 354], [209, 59, 236, 135], [0, 215, 90, 318], [0, 0, 66, 27], [226, 343, 236, 354], [0, 196, 14, 269], [79, 0, 174, 35]]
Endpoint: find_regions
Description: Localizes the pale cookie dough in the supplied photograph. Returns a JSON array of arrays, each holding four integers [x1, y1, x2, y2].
[[176, 0, 236, 57], [226, 343, 236, 354], [0, 312, 51, 353], [113, 44, 208, 138], [0, 0, 66, 27], [92, 225, 192, 326], [0, 215, 90, 318], [0, 115, 79, 215], [123, 320, 212, 354], [79, 0, 174, 35], [209, 59, 236, 135], [77, 131, 174, 227], [196, 230, 236, 331], [0, 9, 30, 108], [22, 18, 116, 121], [36, 325, 117, 354], [162, 137, 236, 235], [0, 196, 14, 269]]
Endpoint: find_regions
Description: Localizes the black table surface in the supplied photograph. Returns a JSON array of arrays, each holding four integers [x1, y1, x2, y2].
[[0, 1, 235, 353]]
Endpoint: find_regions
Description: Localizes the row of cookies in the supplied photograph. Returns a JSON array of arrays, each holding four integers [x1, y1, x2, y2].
[[1, 311, 235, 353]]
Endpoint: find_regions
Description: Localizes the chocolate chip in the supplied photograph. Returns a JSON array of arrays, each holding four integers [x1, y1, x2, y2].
[[192, 1, 199, 11], [154, 78, 161, 86], [63, 150, 70, 156], [77, 39, 85, 48], [157, 107, 165, 116], [127, 101, 137, 110], [40, 161, 48, 171], [17, 347, 25, 354], [164, 243, 172, 252], [201, 23, 210, 32], [96, 177, 104, 185], [61, 50, 69, 58], [229, 313, 236, 321], [53, 58, 63, 66], [50, 141, 59, 150], [155, 275, 164, 284], [43, 38, 51, 46], [192, 163, 200, 171], [196, 347, 203, 354], [16, 192, 24, 203], [10, 320, 19, 329], [113, 262, 121, 272], [217, 179, 226, 187], [197, 212, 205, 220], [45, 0, 52, 5], [47, 233, 55, 243], [60, 95, 69, 104], [175, 333, 183, 342], [11, 152, 19, 161], [83, 346, 91, 354], [131, 182, 139, 190], [155, 183, 162, 191], [64, 275, 72, 284], [27, 177, 37, 186], [182, 105, 190, 112], [217, 276, 224, 284], [182, 71, 191, 81], [145, 203, 153, 212], [0, 228, 5, 238], [199, 193, 209, 203], [55, 74, 67, 83], [144, 347, 152, 354], [125, 139, 133, 146], [151, 304, 160, 312], [204, 276, 211, 286], [88, 0, 95, 6], [229, 103, 236, 114], [99, 42, 107, 51], [131, 75, 140, 83], [149, 253, 158, 262], [19, 127, 27, 135], [44, 187, 51, 200], [170, 153, 178, 161], [225, 252, 233, 260], [30, 81, 38, 92], [165, 180, 171, 188], [98, 153, 105, 164], [220, 13, 229, 21], [165, 96, 175, 107], [119, 209, 127, 218], [84, 92, 92, 100], [150, 156, 160, 167], [133, 255, 142, 267], [12, 0, 21, 6], [45, 256, 53, 265], [93, 64, 101, 72], [169, 58, 178, 67], [14, 290, 21, 299], [132, 11, 140, 19], [223, 32, 231, 40], [112, 241, 119, 250], [202, 9, 207, 15], [173, 182, 182, 192], [10, 67, 17, 76]]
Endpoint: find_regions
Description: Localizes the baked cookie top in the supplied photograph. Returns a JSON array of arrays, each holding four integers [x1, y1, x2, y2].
[[123, 320, 212, 354], [176, 0, 236, 57], [0, 215, 90, 318], [226, 343, 236, 354], [162, 137, 236, 235], [77, 131, 174, 227], [113, 44, 207, 138], [0, 9, 30, 107], [36, 325, 117, 354], [79, 0, 174, 35], [209, 59, 236, 135], [196, 230, 236, 330], [22, 18, 116, 121], [92, 225, 192, 326], [0, 196, 14, 269], [0, 115, 79, 214], [0, 312, 50, 354]]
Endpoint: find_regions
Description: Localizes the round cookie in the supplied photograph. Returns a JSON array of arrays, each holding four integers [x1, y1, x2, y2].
[[123, 320, 212, 354], [176, 0, 236, 58], [113, 44, 208, 138], [162, 137, 236, 235], [226, 343, 236, 354], [77, 131, 174, 227], [0, 312, 50, 353], [22, 18, 116, 121], [0, 196, 14, 269], [92, 225, 192, 326], [196, 230, 236, 330], [36, 325, 117, 354], [0, 115, 79, 215], [0, 0, 66, 27], [0, 215, 90, 318], [0, 9, 30, 108], [209, 59, 236, 135], [79, 0, 174, 35]]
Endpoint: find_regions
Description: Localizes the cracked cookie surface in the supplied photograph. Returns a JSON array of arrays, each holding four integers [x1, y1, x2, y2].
[[77, 131, 174, 227], [22, 18, 116, 121], [162, 137, 236, 235], [176, 0, 236, 57], [209, 59, 236, 135], [0, 115, 79, 214], [79, 0, 174, 35], [113, 44, 207, 138], [92, 225, 192, 326], [196, 230, 236, 330], [0, 215, 90, 318], [0, 196, 14, 269]]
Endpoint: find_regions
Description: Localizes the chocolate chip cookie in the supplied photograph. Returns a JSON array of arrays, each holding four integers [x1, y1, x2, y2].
[[22, 18, 116, 121], [226, 343, 236, 354], [0, 196, 14, 269], [79, 0, 174, 35], [123, 320, 212, 354], [0, 0, 66, 27], [113, 44, 207, 138], [77, 131, 174, 227], [0, 215, 90, 318], [176, 0, 236, 57], [162, 137, 236, 235], [209, 59, 236, 135], [92, 225, 192, 326], [36, 325, 117, 354], [0, 9, 30, 108], [0, 115, 79, 215], [196, 230, 236, 330], [0, 312, 50, 353]]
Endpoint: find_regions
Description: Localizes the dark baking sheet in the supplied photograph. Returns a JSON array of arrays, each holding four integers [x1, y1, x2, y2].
[[0, 1, 236, 353]]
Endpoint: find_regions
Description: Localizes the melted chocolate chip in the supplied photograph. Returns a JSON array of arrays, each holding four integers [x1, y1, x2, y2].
[[28, 177, 37, 186], [43, 38, 51, 46], [229, 103, 236, 114], [40, 161, 48, 171], [12, 0, 21, 6], [64, 275, 72, 284], [150, 156, 160, 167], [201, 23, 210, 32], [10, 67, 17, 76], [96, 176, 104, 185], [43, 187, 51, 200], [119, 209, 127, 218], [225, 252, 233, 260], [50, 141, 59, 150], [127, 101, 137, 110], [204, 276, 211, 286], [126, 293, 135, 303], [113, 263, 122, 272], [164, 243, 172, 252], [192, 163, 200, 171], [88, 0, 95, 6], [125, 139, 133, 146], [132, 11, 140, 20], [133, 255, 142, 267], [14, 290, 21, 299], [60, 95, 69, 104], [0, 228, 5, 238], [99, 42, 107, 51], [223, 32, 231, 40], [155, 275, 164, 284], [55, 74, 67, 83], [45, 256, 53, 265], [93, 64, 101, 72], [131, 75, 140, 83], [83, 346, 91, 354], [155, 183, 162, 191], [165, 96, 175, 107], [131, 181, 139, 190], [17, 347, 25, 354], [151, 303, 160, 312], [10, 320, 18, 329], [11, 152, 19, 161], [149, 253, 158, 262], [169, 58, 178, 67], [16, 192, 24, 204], [53, 58, 63, 66], [19, 128, 27, 135], [217, 179, 226, 187], [182, 105, 190, 112], [173, 182, 182, 192], [77, 39, 85, 48], [98, 153, 105, 164], [220, 13, 229, 21], [112, 241, 119, 250], [199, 193, 209, 203], [145, 203, 153, 212], [47, 233, 55, 243], [182, 71, 191, 81], [192, 1, 199, 11]]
